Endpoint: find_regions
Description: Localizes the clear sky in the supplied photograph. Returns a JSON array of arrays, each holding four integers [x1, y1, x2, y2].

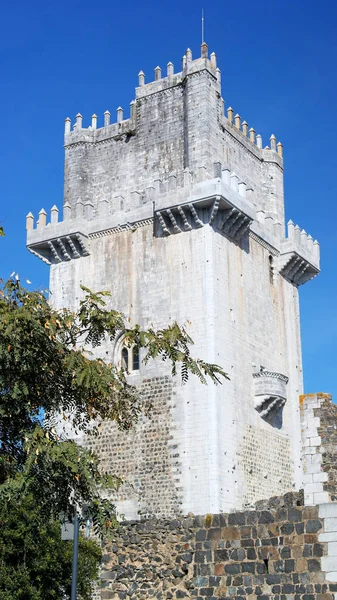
[[1, 0, 336, 398]]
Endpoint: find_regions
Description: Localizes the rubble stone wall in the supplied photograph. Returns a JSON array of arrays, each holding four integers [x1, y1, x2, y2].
[[99, 492, 337, 600]]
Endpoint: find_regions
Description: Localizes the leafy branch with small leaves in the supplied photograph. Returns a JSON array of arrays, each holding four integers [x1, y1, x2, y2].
[[0, 278, 228, 537]]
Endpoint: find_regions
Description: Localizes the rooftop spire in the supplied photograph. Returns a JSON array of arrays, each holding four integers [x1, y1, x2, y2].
[[202, 8, 205, 44]]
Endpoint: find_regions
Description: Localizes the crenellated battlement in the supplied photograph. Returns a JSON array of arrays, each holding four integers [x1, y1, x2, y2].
[[63, 42, 283, 163], [25, 36, 326, 525], [63, 104, 136, 146], [277, 220, 320, 285], [26, 163, 319, 288]]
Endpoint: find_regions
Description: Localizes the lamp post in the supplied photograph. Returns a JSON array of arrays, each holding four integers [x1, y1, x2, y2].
[[71, 511, 80, 600]]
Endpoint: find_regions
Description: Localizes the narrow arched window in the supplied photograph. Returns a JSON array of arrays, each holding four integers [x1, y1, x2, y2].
[[132, 346, 140, 371], [121, 347, 129, 370]]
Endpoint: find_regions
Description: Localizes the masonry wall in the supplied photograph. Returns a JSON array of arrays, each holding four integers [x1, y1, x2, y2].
[[64, 58, 285, 227], [301, 394, 337, 505], [64, 85, 185, 212], [99, 492, 337, 600], [86, 376, 182, 520], [49, 217, 303, 517]]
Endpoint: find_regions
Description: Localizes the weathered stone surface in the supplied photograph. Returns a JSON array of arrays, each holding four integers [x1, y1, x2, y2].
[[98, 492, 337, 599]]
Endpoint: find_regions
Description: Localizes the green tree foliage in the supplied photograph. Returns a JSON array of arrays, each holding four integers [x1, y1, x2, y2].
[[0, 277, 228, 596], [0, 278, 227, 528], [0, 494, 101, 600]]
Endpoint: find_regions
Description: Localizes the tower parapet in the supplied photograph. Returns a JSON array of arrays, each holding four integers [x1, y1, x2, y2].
[[25, 40, 321, 519]]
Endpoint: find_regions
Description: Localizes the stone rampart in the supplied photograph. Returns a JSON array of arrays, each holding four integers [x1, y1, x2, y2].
[[99, 492, 337, 600]]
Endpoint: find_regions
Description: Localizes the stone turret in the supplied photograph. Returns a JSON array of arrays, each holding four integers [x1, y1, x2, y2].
[[26, 41, 320, 520]]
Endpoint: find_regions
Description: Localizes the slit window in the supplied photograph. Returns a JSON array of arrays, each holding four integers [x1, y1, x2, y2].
[[269, 255, 274, 284]]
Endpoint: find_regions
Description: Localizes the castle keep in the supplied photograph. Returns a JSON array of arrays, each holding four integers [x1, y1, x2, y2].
[[26, 41, 337, 599]]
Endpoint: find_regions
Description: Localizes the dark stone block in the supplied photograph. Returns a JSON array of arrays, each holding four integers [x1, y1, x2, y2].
[[241, 538, 255, 547], [288, 508, 302, 522], [280, 546, 291, 559], [196, 529, 207, 541], [295, 585, 307, 594], [282, 584, 295, 594], [228, 512, 246, 526], [255, 587, 263, 595], [266, 575, 281, 585], [215, 549, 229, 561], [237, 588, 246, 596], [176, 591, 188, 598], [256, 562, 266, 574], [172, 569, 185, 578], [302, 595, 315, 600], [280, 523, 294, 535], [209, 576, 221, 587], [295, 522, 304, 534], [230, 548, 245, 561], [241, 562, 255, 574], [313, 543, 324, 557], [203, 541, 213, 550], [212, 515, 220, 527], [219, 514, 227, 527], [199, 588, 214, 597], [258, 511, 275, 524], [200, 565, 212, 576], [306, 520, 322, 533], [274, 560, 285, 573], [275, 507, 288, 521], [284, 559, 295, 573], [307, 559, 320, 571], [246, 511, 258, 525], [194, 516, 205, 528], [195, 551, 206, 563], [303, 544, 312, 557], [225, 563, 241, 575], [233, 576, 243, 586], [181, 552, 193, 563], [271, 586, 281, 594], [246, 548, 256, 560], [314, 584, 322, 592]]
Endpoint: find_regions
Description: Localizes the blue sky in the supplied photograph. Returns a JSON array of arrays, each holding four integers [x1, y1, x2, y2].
[[1, 0, 336, 398]]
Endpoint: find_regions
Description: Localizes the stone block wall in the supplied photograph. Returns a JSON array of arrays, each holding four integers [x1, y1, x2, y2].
[[300, 394, 337, 505], [99, 492, 337, 600], [85, 376, 181, 519]]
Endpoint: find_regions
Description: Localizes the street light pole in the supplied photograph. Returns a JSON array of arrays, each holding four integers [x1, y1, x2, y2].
[[71, 511, 79, 600]]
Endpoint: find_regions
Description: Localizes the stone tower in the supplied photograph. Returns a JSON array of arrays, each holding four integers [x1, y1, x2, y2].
[[26, 43, 320, 520]]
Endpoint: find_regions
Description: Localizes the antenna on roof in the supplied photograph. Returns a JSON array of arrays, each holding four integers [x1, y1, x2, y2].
[[202, 8, 205, 44]]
